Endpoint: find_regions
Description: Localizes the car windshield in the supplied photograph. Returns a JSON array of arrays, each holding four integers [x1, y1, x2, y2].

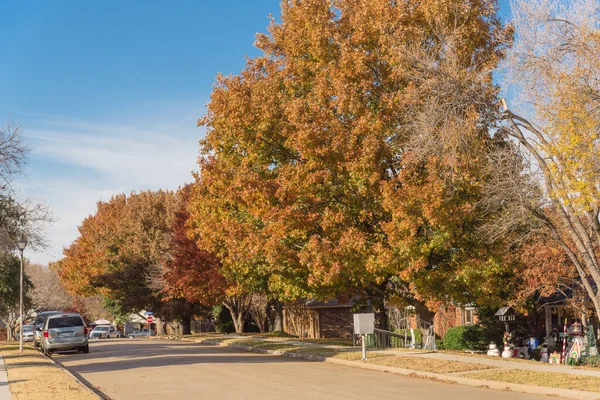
[[94, 326, 109, 331], [48, 316, 84, 329], [23, 325, 33, 332]]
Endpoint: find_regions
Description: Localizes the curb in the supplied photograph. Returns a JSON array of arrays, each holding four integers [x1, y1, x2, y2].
[[42, 353, 108, 399], [0, 355, 11, 400], [184, 338, 600, 400]]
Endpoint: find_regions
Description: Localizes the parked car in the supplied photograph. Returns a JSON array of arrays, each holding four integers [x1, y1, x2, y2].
[[16, 324, 34, 342], [33, 310, 62, 348], [89, 325, 121, 339], [127, 329, 156, 338], [40, 313, 89, 355]]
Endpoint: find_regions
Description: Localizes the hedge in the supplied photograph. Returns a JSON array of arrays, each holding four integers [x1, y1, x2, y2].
[[443, 325, 486, 350]]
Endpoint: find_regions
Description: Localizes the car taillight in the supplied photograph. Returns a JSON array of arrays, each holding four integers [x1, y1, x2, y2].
[[84, 327, 88, 335], [43, 330, 49, 338]]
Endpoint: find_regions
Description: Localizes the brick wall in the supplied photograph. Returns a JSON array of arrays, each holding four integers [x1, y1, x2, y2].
[[433, 307, 479, 338]]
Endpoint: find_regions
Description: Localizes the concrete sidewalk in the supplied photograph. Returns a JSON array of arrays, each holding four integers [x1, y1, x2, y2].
[[0, 355, 11, 400]]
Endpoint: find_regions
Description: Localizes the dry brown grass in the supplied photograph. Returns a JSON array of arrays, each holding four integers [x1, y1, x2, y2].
[[464, 369, 600, 392], [368, 356, 495, 374], [290, 346, 390, 360], [0, 343, 96, 400], [290, 338, 353, 346]]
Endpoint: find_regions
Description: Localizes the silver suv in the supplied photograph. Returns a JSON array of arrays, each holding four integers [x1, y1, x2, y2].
[[33, 310, 62, 347], [40, 313, 89, 355]]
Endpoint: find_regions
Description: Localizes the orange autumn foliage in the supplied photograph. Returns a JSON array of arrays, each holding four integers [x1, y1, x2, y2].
[[189, 0, 512, 307]]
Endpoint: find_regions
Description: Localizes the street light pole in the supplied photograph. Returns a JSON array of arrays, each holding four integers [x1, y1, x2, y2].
[[17, 237, 27, 353]]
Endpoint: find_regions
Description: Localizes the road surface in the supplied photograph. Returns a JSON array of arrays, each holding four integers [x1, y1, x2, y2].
[[54, 339, 549, 400]]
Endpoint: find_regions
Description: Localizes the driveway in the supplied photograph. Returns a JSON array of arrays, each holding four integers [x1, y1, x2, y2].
[[54, 339, 550, 400]]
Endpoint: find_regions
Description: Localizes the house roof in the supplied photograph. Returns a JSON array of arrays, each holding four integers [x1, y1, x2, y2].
[[305, 297, 363, 309], [495, 306, 516, 316]]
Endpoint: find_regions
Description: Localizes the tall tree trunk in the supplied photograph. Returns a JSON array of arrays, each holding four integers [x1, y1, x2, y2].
[[181, 315, 192, 335], [223, 295, 251, 334], [228, 309, 246, 334], [268, 299, 284, 332], [249, 293, 269, 333], [155, 317, 165, 336]]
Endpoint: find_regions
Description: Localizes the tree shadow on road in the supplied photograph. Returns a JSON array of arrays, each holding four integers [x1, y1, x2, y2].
[[54, 340, 310, 375]]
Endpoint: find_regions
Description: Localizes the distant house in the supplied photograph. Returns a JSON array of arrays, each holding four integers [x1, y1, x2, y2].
[[282, 298, 481, 340]]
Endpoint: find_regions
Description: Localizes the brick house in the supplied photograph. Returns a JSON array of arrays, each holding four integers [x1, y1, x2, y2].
[[431, 305, 479, 338]]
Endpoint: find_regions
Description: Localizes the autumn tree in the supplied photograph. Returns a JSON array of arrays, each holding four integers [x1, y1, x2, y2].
[[57, 190, 176, 315], [189, 0, 512, 319], [162, 185, 225, 334], [483, 0, 600, 318]]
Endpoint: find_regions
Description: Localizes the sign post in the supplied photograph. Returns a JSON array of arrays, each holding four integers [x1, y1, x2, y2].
[[146, 313, 154, 337], [353, 313, 375, 361]]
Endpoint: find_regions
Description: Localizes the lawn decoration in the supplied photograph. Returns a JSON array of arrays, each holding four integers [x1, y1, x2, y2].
[[561, 318, 568, 363], [540, 344, 549, 363], [502, 332, 513, 358], [487, 342, 500, 357], [565, 321, 584, 365], [568, 340, 582, 365], [549, 351, 561, 364]]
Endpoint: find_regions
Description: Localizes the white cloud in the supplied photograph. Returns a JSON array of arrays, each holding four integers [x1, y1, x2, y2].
[[18, 110, 205, 265]]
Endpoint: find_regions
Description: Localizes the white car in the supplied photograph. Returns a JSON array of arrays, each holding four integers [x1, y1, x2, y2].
[[17, 324, 35, 342], [88, 325, 121, 339], [127, 329, 156, 338]]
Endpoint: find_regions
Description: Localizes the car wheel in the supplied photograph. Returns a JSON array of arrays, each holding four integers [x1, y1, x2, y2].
[[42, 344, 49, 356], [81, 345, 89, 354], [33, 340, 39, 348]]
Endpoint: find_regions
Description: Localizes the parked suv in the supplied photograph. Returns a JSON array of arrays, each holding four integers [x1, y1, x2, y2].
[[40, 313, 89, 355], [33, 311, 62, 348]]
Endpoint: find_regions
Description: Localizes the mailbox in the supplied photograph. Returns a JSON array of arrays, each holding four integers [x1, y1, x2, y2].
[[353, 313, 375, 335]]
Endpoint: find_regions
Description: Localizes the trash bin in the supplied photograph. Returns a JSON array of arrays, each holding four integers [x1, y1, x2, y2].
[[529, 337, 539, 351]]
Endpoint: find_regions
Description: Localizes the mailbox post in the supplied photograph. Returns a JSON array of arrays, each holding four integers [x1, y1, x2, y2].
[[353, 313, 375, 360]]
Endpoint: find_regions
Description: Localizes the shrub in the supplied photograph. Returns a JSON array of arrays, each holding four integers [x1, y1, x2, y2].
[[585, 355, 600, 367], [435, 339, 444, 350], [443, 325, 486, 350], [212, 304, 234, 334]]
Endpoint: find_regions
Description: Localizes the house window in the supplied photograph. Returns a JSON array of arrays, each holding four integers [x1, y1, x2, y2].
[[464, 308, 475, 325]]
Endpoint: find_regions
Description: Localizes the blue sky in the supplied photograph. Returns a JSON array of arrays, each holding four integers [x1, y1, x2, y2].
[[0, 0, 511, 264]]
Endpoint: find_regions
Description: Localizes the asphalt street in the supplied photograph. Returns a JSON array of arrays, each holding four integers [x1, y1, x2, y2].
[[53, 339, 550, 400]]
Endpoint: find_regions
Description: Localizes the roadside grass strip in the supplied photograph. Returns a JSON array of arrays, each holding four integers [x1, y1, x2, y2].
[[0, 344, 96, 400], [464, 369, 600, 392], [215, 338, 497, 371], [368, 356, 495, 374]]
